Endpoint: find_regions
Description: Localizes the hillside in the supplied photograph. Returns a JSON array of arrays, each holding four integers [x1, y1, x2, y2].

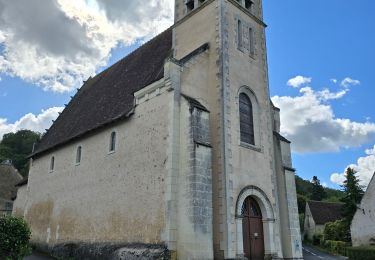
[[295, 175, 344, 214]]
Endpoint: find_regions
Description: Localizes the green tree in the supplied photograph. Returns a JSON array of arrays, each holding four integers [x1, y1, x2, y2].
[[340, 167, 364, 223], [0, 130, 41, 177], [310, 176, 326, 201]]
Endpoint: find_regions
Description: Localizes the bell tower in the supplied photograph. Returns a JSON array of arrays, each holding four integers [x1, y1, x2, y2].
[[169, 0, 303, 259]]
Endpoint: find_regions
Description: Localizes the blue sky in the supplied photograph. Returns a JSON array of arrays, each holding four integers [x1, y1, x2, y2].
[[0, 0, 374, 188]]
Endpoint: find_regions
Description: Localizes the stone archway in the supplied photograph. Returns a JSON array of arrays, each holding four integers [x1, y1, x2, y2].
[[235, 186, 276, 259]]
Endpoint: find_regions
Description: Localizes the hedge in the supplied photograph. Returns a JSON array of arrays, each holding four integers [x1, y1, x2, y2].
[[323, 240, 348, 256], [347, 246, 375, 260]]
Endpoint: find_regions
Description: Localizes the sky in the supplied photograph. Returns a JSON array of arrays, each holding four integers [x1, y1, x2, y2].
[[0, 0, 374, 189]]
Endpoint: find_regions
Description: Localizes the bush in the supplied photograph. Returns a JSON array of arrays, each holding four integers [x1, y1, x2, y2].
[[347, 246, 375, 260], [312, 233, 322, 245], [0, 215, 32, 259], [323, 240, 348, 256], [323, 219, 350, 242]]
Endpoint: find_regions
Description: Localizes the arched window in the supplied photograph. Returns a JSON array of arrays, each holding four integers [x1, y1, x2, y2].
[[50, 156, 55, 172], [239, 93, 255, 145], [110, 132, 116, 152], [76, 146, 82, 164]]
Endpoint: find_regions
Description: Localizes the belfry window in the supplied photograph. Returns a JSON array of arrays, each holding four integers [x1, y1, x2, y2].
[[186, 0, 194, 12], [239, 93, 255, 145], [110, 132, 116, 152], [245, 0, 253, 11], [76, 146, 82, 164]]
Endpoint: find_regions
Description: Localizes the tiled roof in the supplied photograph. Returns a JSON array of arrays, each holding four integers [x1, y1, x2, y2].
[[32, 28, 172, 157], [308, 200, 344, 225]]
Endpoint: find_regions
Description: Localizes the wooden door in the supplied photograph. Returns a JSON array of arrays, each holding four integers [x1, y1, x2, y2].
[[242, 197, 264, 260]]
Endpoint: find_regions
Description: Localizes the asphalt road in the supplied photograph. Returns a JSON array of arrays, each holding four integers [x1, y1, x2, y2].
[[23, 251, 55, 260], [303, 244, 347, 260]]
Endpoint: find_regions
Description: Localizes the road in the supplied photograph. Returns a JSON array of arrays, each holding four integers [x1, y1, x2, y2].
[[24, 251, 55, 260], [303, 244, 347, 260]]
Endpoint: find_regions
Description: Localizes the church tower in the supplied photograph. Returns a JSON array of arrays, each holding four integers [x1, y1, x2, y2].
[[169, 0, 303, 259]]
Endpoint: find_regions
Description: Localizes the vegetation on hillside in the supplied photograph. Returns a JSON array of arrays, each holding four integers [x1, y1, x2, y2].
[[295, 175, 344, 214], [0, 130, 41, 177]]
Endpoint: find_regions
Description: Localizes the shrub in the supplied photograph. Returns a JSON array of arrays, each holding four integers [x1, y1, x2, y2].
[[347, 246, 375, 260], [323, 240, 348, 256], [312, 233, 322, 245], [0, 215, 32, 259], [323, 219, 350, 242]]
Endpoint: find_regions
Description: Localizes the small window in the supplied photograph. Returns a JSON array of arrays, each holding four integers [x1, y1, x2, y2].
[[186, 0, 194, 12], [76, 146, 82, 164], [50, 156, 55, 172], [110, 132, 116, 152], [245, 0, 253, 10], [239, 93, 255, 145], [238, 20, 242, 49], [249, 27, 254, 56]]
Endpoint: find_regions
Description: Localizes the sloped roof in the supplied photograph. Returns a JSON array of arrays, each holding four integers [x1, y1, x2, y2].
[[308, 200, 344, 225], [32, 28, 173, 157], [0, 162, 23, 200]]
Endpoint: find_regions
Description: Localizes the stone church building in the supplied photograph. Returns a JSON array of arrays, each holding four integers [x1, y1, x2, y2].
[[13, 0, 302, 259]]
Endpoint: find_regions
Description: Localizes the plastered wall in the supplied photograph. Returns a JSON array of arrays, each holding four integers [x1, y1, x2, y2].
[[22, 91, 172, 246]]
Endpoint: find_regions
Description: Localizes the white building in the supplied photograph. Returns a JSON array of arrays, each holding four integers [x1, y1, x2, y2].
[[304, 201, 343, 241], [351, 173, 375, 247], [13, 0, 302, 259]]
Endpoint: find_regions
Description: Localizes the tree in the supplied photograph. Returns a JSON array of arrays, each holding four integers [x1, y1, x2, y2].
[[0, 130, 41, 177], [310, 176, 326, 201], [340, 167, 364, 223]]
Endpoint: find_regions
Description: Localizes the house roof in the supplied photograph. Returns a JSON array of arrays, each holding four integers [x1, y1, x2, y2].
[[0, 162, 23, 200], [307, 200, 344, 225], [32, 28, 173, 157]]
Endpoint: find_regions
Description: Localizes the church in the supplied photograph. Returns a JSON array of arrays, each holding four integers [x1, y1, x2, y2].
[[13, 0, 302, 259]]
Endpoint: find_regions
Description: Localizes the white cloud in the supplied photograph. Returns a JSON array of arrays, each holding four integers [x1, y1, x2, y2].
[[272, 86, 375, 153], [0, 107, 64, 139], [330, 145, 375, 187], [0, 0, 174, 92], [287, 75, 312, 88], [365, 146, 375, 155], [330, 78, 337, 84], [340, 77, 360, 88]]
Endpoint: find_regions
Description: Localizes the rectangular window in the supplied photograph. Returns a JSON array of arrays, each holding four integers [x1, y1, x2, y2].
[[186, 0, 194, 12], [238, 20, 242, 49], [245, 0, 253, 11], [249, 27, 254, 56]]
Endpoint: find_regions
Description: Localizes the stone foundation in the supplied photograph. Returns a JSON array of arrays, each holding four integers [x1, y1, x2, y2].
[[33, 242, 170, 260]]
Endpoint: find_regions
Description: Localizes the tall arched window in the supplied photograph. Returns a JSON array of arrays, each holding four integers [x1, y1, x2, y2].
[[110, 132, 116, 152], [239, 93, 255, 145], [76, 146, 82, 164], [50, 156, 55, 172]]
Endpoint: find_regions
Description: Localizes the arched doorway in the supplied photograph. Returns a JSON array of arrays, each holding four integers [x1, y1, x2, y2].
[[241, 197, 265, 260]]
